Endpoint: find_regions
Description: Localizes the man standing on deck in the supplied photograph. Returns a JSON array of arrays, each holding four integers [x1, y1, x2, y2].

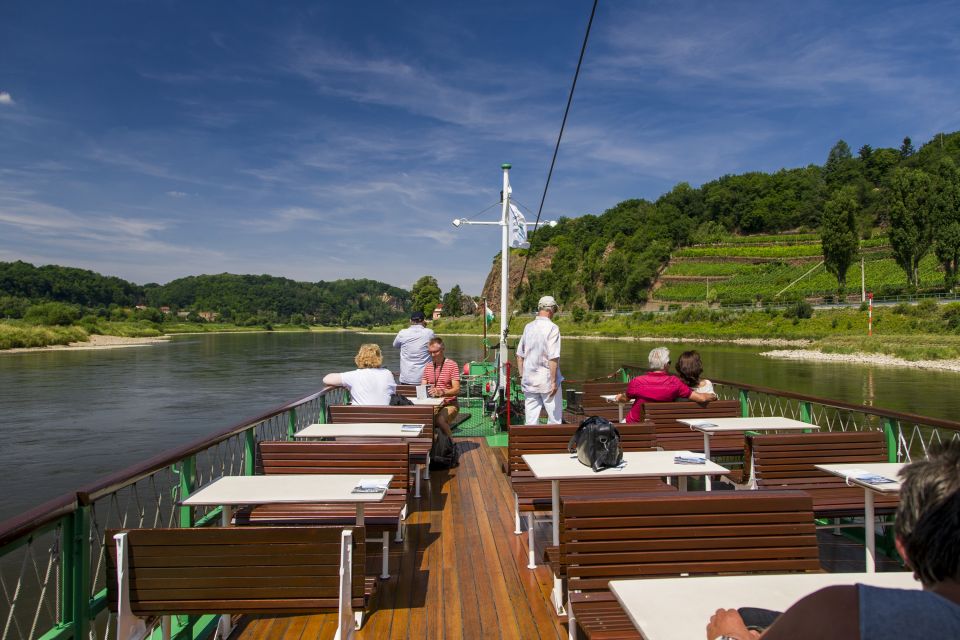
[[516, 295, 563, 424], [393, 310, 435, 385]]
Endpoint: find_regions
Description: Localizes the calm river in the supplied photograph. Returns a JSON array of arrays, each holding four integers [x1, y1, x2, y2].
[[0, 331, 954, 521]]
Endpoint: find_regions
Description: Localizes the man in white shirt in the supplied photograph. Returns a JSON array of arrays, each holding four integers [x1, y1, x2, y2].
[[393, 310, 435, 384], [516, 295, 563, 424]]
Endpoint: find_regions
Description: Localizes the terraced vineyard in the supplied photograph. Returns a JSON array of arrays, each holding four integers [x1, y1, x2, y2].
[[653, 233, 946, 305]]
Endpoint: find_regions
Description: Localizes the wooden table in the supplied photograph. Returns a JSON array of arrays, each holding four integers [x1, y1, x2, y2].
[[816, 462, 905, 572], [294, 422, 427, 497], [182, 473, 392, 527], [609, 571, 917, 640], [522, 451, 729, 614], [679, 416, 818, 489], [601, 393, 628, 421], [410, 397, 444, 407]]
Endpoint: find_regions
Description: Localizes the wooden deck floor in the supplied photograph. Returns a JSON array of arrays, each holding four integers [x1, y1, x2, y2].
[[232, 437, 906, 639], [232, 438, 567, 639]]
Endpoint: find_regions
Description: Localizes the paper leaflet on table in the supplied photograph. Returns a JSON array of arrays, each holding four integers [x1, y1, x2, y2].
[[840, 468, 897, 486]]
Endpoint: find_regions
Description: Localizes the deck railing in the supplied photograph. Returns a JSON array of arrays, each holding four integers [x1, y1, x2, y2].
[[0, 386, 348, 640], [619, 365, 960, 462]]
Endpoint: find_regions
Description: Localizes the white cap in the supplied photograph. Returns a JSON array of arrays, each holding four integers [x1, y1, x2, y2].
[[538, 295, 558, 310]]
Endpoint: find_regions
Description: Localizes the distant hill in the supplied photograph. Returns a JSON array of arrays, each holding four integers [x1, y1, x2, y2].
[[0, 261, 411, 326]]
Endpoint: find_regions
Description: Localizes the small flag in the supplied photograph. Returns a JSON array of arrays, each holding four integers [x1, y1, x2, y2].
[[508, 203, 529, 249], [485, 304, 495, 326]]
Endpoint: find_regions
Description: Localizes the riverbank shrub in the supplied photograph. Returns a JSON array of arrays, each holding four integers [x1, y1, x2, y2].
[[0, 323, 88, 349], [24, 302, 83, 326]]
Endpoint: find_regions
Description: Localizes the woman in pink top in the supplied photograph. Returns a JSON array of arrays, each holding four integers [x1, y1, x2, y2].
[[615, 347, 717, 423]]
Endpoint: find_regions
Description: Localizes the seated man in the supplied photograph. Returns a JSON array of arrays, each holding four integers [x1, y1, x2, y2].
[[706, 440, 960, 639], [421, 337, 460, 437], [615, 346, 716, 423]]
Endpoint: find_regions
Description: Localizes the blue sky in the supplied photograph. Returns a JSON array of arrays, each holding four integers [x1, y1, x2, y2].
[[2, 1, 959, 294]]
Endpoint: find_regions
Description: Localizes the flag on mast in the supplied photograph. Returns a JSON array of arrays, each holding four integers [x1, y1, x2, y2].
[[508, 203, 530, 249], [485, 304, 495, 326]]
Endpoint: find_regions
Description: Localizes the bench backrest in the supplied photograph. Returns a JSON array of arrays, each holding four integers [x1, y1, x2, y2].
[[328, 404, 434, 440], [257, 441, 410, 494], [395, 384, 418, 397], [643, 400, 740, 443], [747, 430, 888, 490], [580, 381, 626, 408], [507, 422, 657, 476], [561, 491, 820, 593], [106, 526, 365, 615]]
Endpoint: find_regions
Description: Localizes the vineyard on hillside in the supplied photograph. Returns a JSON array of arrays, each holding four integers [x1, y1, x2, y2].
[[652, 233, 947, 305]]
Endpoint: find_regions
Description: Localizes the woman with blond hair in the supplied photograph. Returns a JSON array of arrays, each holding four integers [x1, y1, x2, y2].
[[323, 343, 396, 405]]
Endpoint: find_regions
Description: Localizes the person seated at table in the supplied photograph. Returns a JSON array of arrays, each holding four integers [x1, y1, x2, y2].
[[422, 337, 460, 436], [676, 349, 714, 397], [615, 347, 716, 423], [322, 343, 396, 405], [706, 440, 960, 639]]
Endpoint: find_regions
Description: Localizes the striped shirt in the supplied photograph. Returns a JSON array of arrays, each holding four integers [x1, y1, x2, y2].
[[422, 358, 459, 406]]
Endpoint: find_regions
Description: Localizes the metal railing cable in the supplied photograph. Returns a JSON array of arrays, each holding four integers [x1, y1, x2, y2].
[[515, 0, 599, 303]]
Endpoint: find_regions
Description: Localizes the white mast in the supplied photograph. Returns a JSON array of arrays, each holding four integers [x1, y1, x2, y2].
[[498, 163, 512, 389], [451, 163, 557, 391]]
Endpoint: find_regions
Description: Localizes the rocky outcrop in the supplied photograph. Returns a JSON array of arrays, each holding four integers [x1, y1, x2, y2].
[[481, 246, 557, 313]]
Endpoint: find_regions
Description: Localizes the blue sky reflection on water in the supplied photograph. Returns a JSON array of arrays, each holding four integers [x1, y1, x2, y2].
[[2, 1, 960, 293], [0, 332, 956, 520]]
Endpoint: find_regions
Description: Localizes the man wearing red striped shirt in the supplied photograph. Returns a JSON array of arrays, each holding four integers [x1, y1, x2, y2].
[[422, 337, 460, 436]]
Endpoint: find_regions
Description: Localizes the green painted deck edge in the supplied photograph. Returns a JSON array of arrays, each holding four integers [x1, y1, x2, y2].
[[485, 433, 509, 447]]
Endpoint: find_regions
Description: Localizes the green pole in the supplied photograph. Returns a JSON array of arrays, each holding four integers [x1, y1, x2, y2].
[[178, 456, 196, 528], [287, 408, 297, 440], [59, 514, 75, 635], [882, 418, 898, 462], [799, 401, 812, 423], [243, 428, 256, 476], [739, 389, 750, 417], [71, 502, 91, 639]]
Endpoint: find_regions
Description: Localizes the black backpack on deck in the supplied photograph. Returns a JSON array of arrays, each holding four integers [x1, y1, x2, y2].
[[429, 430, 459, 469], [567, 416, 623, 472]]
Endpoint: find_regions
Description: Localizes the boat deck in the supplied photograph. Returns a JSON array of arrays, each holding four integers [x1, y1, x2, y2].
[[231, 436, 904, 639]]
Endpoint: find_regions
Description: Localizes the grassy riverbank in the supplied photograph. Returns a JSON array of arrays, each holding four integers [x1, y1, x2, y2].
[[367, 302, 960, 362]]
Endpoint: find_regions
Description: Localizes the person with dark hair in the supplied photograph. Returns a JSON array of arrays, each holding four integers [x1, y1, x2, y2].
[[422, 337, 460, 436], [676, 350, 714, 396], [393, 310, 435, 384], [706, 440, 960, 639]]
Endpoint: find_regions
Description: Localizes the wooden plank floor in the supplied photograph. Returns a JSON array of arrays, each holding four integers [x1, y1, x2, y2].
[[232, 438, 567, 639]]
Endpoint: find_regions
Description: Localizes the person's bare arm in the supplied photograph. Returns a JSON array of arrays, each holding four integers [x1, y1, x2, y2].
[[323, 373, 343, 387], [705, 585, 858, 640], [516, 355, 524, 376], [689, 389, 717, 403], [547, 358, 559, 398], [446, 376, 461, 398]]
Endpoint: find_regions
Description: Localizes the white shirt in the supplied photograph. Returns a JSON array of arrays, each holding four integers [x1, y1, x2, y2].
[[516, 316, 563, 394], [392, 324, 435, 384], [339, 368, 396, 405]]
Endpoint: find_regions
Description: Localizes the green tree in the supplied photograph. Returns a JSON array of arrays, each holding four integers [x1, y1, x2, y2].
[[932, 159, 960, 289], [823, 139, 856, 188], [884, 168, 936, 288], [442, 284, 464, 317], [410, 275, 441, 316], [900, 136, 916, 159], [820, 186, 861, 294]]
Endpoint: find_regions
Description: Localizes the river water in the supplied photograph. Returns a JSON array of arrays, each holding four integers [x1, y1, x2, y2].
[[0, 331, 954, 521]]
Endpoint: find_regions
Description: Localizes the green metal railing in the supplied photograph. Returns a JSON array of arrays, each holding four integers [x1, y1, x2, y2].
[[0, 386, 348, 640], [619, 365, 960, 462]]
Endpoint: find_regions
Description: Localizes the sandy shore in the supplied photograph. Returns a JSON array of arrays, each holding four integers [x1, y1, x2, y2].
[[2, 334, 170, 354], [761, 349, 960, 373]]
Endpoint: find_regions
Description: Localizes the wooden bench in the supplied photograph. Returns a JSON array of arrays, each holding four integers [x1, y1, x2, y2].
[[328, 404, 435, 494], [507, 422, 673, 569], [106, 526, 373, 640], [395, 383, 418, 397], [579, 381, 627, 420], [642, 400, 744, 482], [562, 491, 821, 639], [746, 430, 900, 518], [234, 441, 409, 579]]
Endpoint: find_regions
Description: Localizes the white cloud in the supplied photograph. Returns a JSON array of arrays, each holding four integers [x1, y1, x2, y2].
[[0, 91, 14, 105], [166, 191, 188, 198]]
